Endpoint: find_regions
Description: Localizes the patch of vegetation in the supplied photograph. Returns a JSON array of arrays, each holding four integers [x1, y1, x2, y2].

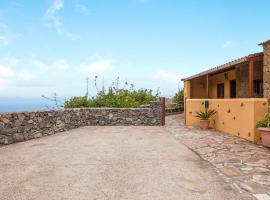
[[172, 88, 184, 111], [256, 113, 270, 128], [64, 96, 94, 108], [43, 77, 160, 109]]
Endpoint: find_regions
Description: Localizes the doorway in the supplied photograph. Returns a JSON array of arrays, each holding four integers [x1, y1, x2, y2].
[[217, 83, 224, 99], [230, 80, 236, 98]]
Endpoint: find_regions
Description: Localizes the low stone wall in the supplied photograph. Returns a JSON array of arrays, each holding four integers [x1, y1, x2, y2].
[[0, 101, 163, 145]]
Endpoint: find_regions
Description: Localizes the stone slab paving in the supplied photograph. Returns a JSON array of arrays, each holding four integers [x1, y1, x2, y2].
[[166, 114, 270, 200]]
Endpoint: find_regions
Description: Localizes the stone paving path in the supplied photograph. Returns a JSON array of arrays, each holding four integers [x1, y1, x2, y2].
[[166, 114, 270, 200]]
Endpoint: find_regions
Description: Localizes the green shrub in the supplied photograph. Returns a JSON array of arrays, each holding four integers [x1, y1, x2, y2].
[[165, 106, 182, 113], [172, 88, 184, 111], [63, 77, 159, 108], [256, 114, 270, 128], [64, 97, 94, 108]]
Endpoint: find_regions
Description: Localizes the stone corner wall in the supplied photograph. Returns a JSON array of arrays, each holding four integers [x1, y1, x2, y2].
[[236, 62, 263, 98], [236, 64, 249, 98], [0, 101, 164, 145], [262, 41, 270, 98]]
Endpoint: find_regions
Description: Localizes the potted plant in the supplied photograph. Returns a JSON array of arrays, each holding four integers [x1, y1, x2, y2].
[[256, 114, 270, 147], [195, 109, 217, 129]]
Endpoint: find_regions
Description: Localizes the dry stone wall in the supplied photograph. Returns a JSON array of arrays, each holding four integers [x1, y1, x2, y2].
[[236, 61, 263, 98], [0, 101, 163, 145], [236, 64, 249, 98], [262, 41, 270, 98]]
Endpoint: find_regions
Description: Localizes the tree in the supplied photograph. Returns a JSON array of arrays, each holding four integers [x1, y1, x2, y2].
[[172, 88, 184, 111]]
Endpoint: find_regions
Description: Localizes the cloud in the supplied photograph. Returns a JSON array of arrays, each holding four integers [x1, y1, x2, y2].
[[16, 72, 36, 82], [31, 58, 69, 75], [0, 78, 11, 91], [0, 64, 15, 91], [154, 70, 180, 83], [0, 23, 16, 48], [44, 0, 78, 40], [44, 0, 63, 30], [52, 59, 69, 72], [0, 35, 11, 47], [0, 64, 14, 77], [0, 63, 36, 87], [31, 59, 47, 72], [75, 4, 90, 15], [5, 56, 21, 65], [222, 41, 233, 48], [77, 60, 113, 75], [0, 57, 71, 92]]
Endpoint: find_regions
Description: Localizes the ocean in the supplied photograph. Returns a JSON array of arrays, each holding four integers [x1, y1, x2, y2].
[[0, 98, 56, 113]]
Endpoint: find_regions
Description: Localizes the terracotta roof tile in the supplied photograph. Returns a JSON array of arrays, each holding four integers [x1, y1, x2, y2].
[[259, 39, 270, 45], [181, 52, 263, 81]]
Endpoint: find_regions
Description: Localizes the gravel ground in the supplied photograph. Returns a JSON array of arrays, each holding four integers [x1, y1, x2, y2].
[[0, 122, 245, 199]]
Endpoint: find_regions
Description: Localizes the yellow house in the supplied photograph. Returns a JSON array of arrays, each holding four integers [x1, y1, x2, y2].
[[182, 40, 270, 142]]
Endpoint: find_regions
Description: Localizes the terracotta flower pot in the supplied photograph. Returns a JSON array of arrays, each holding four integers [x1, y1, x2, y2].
[[200, 120, 210, 129], [258, 128, 270, 147]]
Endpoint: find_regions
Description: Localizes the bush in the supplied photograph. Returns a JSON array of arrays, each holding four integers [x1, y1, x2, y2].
[[63, 77, 159, 108], [64, 97, 94, 108], [172, 88, 184, 111], [165, 106, 182, 113], [256, 114, 270, 128]]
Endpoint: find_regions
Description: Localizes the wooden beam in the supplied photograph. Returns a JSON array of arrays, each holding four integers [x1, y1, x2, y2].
[[249, 60, 254, 98], [184, 97, 187, 125], [160, 97, 166, 126], [206, 75, 209, 98], [268, 99, 270, 113]]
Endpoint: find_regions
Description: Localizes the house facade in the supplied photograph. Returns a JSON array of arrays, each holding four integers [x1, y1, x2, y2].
[[182, 40, 270, 142]]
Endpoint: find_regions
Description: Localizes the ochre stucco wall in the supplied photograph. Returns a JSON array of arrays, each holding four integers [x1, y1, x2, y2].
[[185, 98, 268, 142], [184, 80, 191, 99], [209, 70, 236, 98], [190, 76, 207, 99]]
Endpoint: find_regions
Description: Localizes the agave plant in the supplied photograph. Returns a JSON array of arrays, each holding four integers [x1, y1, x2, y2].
[[195, 109, 217, 120]]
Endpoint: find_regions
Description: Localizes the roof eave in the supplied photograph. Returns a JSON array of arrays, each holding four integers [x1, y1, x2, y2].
[[259, 39, 270, 45], [181, 52, 263, 81]]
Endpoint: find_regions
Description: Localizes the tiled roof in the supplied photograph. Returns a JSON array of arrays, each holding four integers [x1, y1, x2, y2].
[[259, 39, 270, 45], [181, 52, 263, 81]]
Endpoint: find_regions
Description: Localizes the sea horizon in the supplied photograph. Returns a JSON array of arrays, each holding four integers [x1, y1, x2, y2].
[[0, 97, 55, 113]]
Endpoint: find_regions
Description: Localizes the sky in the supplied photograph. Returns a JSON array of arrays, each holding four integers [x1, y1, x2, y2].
[[0, 0, 269, 110]]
